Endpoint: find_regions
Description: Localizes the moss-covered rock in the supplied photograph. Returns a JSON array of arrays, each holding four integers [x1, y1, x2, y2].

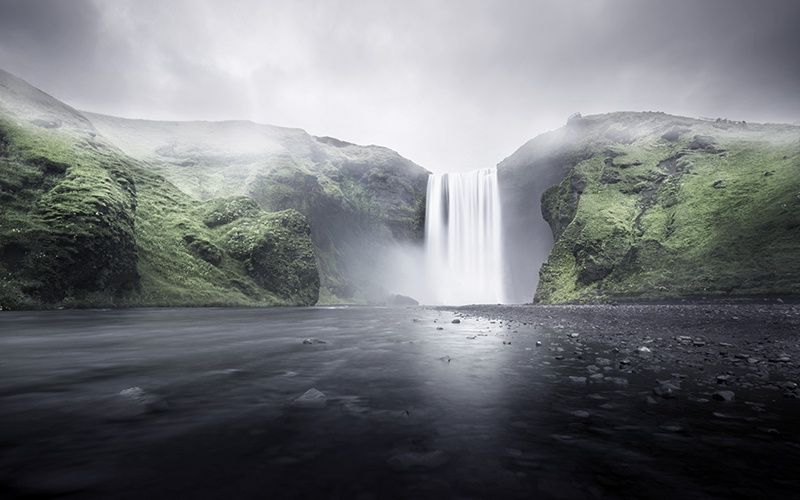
[[0, 68, 320, 309], [506, 112, 800, 303], [83, 112, 430, 304]]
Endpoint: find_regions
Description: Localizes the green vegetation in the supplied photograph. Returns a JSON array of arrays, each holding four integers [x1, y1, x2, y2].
[[532, 113, 800, 303], [84, 112, 429, 304], [0, 117, 320, 309]]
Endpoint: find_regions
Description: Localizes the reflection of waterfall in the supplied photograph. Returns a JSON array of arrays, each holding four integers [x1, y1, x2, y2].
[[425, 168, 506, 305]]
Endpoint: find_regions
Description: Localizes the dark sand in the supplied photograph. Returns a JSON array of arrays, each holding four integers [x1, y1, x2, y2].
[[442, 302, 800, 386]]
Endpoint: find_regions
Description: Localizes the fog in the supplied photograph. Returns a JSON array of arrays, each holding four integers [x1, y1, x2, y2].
[[1, 0, 799, 174]]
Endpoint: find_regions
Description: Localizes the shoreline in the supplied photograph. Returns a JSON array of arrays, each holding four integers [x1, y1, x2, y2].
[[436, 302, 800, 388]]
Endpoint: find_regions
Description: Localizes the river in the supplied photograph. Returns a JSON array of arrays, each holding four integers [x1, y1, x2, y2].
[[1, 306, 798, 499]]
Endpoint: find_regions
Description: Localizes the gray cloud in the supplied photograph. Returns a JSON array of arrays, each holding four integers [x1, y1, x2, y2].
[[1, 0, 798, 173]]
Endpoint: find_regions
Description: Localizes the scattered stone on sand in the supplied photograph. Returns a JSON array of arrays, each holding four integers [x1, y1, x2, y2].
[[653, 380, 680, 399], [712, 390, 735, 402], [293, 388, 328, 408]]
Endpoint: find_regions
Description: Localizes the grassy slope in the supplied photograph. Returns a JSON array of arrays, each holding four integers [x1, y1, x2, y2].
[[84, 113, 429, 304], [534, 112, 800, 303], [0, 117, 318, 309]]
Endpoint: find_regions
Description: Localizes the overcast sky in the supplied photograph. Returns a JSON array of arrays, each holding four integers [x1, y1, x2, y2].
[[1, 0, 798, 173]]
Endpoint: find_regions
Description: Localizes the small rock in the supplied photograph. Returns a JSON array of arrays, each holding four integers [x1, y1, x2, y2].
[[302, 338, 327, 345], [293, 388, 328, 408], [569, 333, 580, 338], [105, 387, 168, 421], [535, 341, 542, 346], [439, 355, 452, 362], [712, 390, 735, 402], [466, 335, 476, 339], [569, 376, 587, 384], [608, 377, 629, 387], [503, 341, 511, 345], [436, 327, 444, 331], [451, 319, 461, 324], [635, 346, 652, 356], [571, 410, 590, 418], [716, 374, 733, 384], [653, 381, 680, 399]]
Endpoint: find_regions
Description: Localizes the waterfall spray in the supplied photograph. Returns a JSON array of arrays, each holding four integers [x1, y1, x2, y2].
[[425, 168, 506, 304]]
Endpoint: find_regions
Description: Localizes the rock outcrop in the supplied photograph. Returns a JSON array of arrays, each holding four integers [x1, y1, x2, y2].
[[0, 68, 320, 308], [83, 112, 430, 304], [500, 112, 800, 303]]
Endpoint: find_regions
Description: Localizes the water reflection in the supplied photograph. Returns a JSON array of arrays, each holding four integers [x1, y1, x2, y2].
[[0, 307, 798, 499]]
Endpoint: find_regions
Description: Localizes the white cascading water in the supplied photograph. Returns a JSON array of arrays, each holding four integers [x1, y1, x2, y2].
[[425, 167, 506, 304]]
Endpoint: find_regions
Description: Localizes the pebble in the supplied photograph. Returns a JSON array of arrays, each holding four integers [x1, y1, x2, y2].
[[293, 388, 328, 408], [712, 390, 735, 402], [653, 381, 680, 399]]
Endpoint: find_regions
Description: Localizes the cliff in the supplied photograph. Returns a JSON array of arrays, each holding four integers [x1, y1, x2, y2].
[[82, 113, 429, 304], [501, 112, 800, 303], [0, 69, 320, 308]]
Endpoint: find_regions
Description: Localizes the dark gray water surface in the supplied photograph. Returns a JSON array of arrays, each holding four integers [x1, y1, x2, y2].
[[1, 307, 798, 499]]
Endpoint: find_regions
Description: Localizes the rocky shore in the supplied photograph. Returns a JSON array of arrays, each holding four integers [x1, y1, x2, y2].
[[441, 302, 800, 398]]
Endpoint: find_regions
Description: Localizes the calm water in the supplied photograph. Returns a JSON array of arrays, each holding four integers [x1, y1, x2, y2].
[[1, 307, 798, 499]]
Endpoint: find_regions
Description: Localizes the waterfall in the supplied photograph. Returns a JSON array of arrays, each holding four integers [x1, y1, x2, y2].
[[425, 168, 506, 305]]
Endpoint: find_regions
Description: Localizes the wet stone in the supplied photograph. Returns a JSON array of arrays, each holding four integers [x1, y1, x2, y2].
[[293, 388, 327, 408], [712, 390, 735, 402]]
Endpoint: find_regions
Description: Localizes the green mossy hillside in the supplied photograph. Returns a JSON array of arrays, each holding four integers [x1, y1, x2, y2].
[[84, 114, 429, 304], [0, 105, 320, 309], [0, 117, 140, 308], [531, 112, 800, 303]]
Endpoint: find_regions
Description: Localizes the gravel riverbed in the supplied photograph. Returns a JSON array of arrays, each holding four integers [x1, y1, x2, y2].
[[441, 302, 800, 389]]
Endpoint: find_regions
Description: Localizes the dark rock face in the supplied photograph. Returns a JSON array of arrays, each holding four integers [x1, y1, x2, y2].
[[245, 211, 319, 305]]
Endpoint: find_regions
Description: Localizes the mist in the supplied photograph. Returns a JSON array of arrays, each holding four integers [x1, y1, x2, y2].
[[1, 0, 798, 174]]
